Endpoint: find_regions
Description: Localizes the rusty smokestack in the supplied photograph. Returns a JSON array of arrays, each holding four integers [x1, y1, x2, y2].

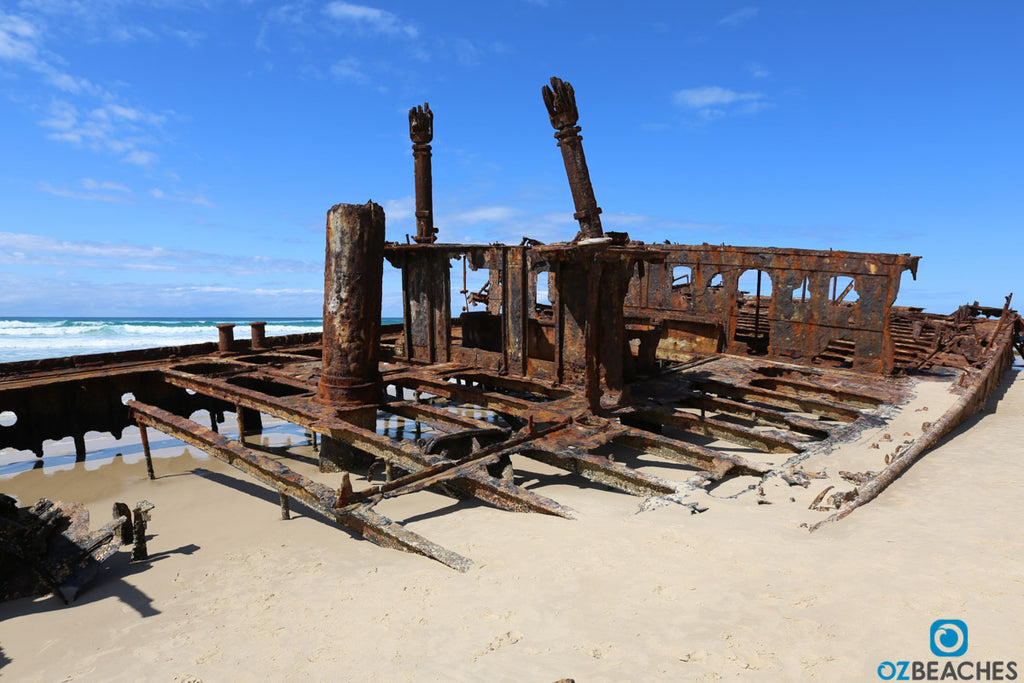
[[318, 201, 385, 406], [542, 77, 604, 242], [409, 103, 436, 244]]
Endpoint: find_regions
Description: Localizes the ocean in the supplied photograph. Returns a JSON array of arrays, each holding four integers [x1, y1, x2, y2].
[[0, 317, 329, 363], [0, 315, 407, 477]]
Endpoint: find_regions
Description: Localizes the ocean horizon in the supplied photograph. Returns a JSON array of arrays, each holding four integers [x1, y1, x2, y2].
[[0, 316, 402, 364]]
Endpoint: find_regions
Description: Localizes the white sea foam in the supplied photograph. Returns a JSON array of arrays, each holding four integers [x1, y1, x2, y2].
[[0, 318, 329, 363]]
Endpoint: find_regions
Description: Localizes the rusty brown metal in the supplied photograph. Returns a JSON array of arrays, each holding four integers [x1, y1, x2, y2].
[[2, 76, 1021, 575], [409, 103, 437, 244], [543, 77, 604, 242], [1, 495, 126, 602], [249, 321, 268, 350], [318, 201, 385, 406], [216, 323, 235, 354]]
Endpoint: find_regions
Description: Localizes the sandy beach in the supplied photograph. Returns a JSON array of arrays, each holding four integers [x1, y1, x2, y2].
[[1, 366, 1021, 681]]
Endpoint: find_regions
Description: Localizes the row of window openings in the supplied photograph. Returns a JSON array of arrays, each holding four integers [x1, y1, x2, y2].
[[672, 267, 860, 304]]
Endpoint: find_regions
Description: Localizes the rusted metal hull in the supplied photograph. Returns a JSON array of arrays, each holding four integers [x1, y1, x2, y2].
[[3, 77, 1022, 574]]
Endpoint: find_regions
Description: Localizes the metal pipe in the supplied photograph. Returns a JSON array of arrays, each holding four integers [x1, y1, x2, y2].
[[543, 77, 604, 241], [409, 103, 436, 244]]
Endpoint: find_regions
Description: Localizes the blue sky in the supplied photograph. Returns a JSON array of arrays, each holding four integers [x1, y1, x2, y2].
[[1, 1, 1021, 318]]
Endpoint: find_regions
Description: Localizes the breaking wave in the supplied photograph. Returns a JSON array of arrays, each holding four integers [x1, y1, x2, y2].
[[0, 317, 328, 363]]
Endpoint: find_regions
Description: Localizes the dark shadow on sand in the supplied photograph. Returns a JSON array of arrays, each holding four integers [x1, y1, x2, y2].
[[0, 535, 204, 626]]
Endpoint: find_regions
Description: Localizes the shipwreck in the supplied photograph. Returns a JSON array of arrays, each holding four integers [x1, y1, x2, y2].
[[2, 77, 1022, 584]]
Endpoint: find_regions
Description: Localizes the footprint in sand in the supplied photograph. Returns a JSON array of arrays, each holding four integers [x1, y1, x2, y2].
[[473, 630, 524, 659]]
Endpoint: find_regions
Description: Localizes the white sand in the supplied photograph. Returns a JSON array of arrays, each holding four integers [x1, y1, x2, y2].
[[1, 368, 1022, 681]]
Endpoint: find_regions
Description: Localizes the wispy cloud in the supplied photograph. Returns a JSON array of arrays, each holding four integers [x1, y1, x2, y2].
[[719, 7, 759, 27], [123, 149, 159, 166], [149, 187, 212, 206], [330, 56, 368, 82], [323, 2, 419, 39], [81, 178, 129, 192], [0, 10, 101, 94], [0, 273, 322, 317], [0, 232, 315, 275], [673, 86, 768, 120], [38, 99, 164, 164], [3, 10, 171, 167], [748, 62, 769, 79], [38, 180, 130, 203], [0, 11, 39, 62]]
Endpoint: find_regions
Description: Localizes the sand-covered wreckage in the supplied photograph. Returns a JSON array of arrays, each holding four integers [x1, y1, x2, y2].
[[2, 78, 1022, 590]]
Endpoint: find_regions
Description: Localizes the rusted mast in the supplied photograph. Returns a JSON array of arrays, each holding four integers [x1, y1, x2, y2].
[[539, 76, 647, 410], [543, 77, 604, 242], [317, 201, 385, 471], [410, 103, 437, 244], [383, 103, 451, 364]]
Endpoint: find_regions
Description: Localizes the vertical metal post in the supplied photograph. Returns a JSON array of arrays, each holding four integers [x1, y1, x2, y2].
[[754, 270, 762, 341], [410, 104, 436, 244], [318, 201, 385, 406], [249, 321, 267, 350], [279, 492, 291, 520], [318, 201, 385, 472], [139, 423, 155, 480], [217, 323, 235, 353]]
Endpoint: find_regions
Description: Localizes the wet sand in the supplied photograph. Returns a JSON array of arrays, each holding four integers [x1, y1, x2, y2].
[[1, 368, 1022, 681]]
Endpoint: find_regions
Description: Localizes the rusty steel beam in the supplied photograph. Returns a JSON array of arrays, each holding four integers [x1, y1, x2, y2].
[[128, 400, 472, 571], [317, 417, 574, 518], [621, 406, 805, 454], [673, 392, 831, 440], [689, 378, 863, 423], [161, 368, 574, 518], [615, 427, 768, 479], [383, 400, 507, 434], [386, 373, 575, 423]]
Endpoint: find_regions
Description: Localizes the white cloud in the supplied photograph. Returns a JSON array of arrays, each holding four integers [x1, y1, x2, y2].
[[673, 86, 768, 120], [3, 10, 172, 172], [383, 196, 414, 220], [170, 29, 204, 48], [0, 232, 316, 275], [122, 149, 159, 166], [110, 24, 157, 43], [719, 7, 759, 27], [0, 11, 40, 62], [149, 187, 212, 206], [749, 63, 770, 79], [81, 178, 130, 192], [323, 2, 419, 39], [38, 181, 129, 203], [330, 57, 368, 82], [0, 273, 323, 317], [674, 86, 758, 108]]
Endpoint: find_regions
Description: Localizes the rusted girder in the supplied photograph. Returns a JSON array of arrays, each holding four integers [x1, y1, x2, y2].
[[620, 406, 805, 454], [128, 400, 473, 571]]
